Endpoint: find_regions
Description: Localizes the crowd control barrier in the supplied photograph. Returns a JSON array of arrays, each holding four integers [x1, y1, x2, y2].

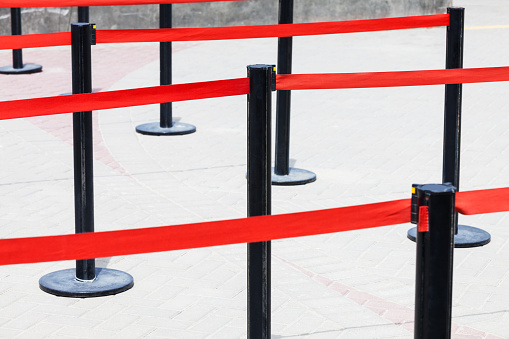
[[0, 6, 452, 186], [3, 7, 509, 336], [0, 5, 442, 186], [406, 7, 491, 248], [38, 23, 134, 298], [135, 4, 197, 135], [0, 8, 42, 74], [272, 0, 317, 185], [2, 63, 509, 336], [0, 0, 237, 133]]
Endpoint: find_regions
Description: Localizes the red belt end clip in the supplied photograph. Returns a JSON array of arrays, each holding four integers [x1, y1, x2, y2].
[[418, 206, 429, 232]]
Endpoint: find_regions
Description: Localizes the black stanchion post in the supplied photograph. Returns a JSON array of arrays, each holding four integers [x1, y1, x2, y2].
[[272, 0, 316, 185], [407, 7, 490, 247], [0, 8, 42, 75], [135, 4, 196, 136], [159, 3, 173, 130], [39, 23, 133, 298], [412, 183, 456, 338], [72, 21, 95, 283], [247, 64, 274, 338], [11, 7, 23, 70], [442, 7, 490, 247]]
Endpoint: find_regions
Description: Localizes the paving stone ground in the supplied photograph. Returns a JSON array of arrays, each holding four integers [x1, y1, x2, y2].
[[1, 0, 509, 337]]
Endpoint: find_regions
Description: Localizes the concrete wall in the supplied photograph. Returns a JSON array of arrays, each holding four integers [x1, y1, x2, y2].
[[1, 0, 451, 36]]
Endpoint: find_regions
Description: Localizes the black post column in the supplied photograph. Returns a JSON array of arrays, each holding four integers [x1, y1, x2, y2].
[[135, 4, 196, 136], [247, 64, 274, 338], [39, 23, 134, 298], [407, 7, 490, 247], [0, 8, 42, 74], [441, 6, 490, 247], [12, 7, 23, 70], [78, 6, 89, 23], [413, 183, 456, 338], [272, 0, 316, 185], [160, 3, 173, 129], [72, 21, 96, 282]]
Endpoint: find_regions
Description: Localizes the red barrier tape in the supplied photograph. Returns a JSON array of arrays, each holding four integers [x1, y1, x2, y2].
[[96, 14, 449, 43], [0, 78, 249, 120], [276, 66, 509, 90], [0, 14, 449, 50], [0, 32, 70, 50], [0, 199, 410, 266], [2, 67, 509, 120], [1, 187, 508, 266], [456, 187, 509, 215], [0, 0, 236, 7]]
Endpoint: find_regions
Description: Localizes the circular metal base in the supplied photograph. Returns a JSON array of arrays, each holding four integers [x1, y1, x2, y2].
[[39, 268, 134, 298], [271, 167, 317, 186], [0, 64, 42, 75], [407, 224, 491, 248], [135, 122, 196, 136]]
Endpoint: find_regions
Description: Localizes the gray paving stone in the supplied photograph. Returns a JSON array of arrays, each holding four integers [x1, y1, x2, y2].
[[170, 305, 213, 325], [111, 325, 156, 339], [14, 322, 63, 339], [2, 311, 48, 331], [0, 327, 23, 338], [43, 314, 103, 328], [55, 325, 116, 338], [188, 314, 233, 334], [147, 327, 205, 339], [75, 301, 122, 320], [96, 313, 141, 332]]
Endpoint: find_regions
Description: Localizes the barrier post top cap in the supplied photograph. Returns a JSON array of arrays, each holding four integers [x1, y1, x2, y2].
[[417, 183, 456, 195], [247, 64, 276, 70]]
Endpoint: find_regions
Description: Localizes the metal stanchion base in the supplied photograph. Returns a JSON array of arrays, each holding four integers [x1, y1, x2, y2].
[[407, 224, 491, 248], [0, 64, 42, 75], [39, 268, 134, 298], [271, 167, 316, 186], [135, 122, 196, 136]]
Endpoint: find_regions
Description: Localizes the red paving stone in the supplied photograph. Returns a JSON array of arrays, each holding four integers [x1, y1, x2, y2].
[[1, 42, 195, 175]]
